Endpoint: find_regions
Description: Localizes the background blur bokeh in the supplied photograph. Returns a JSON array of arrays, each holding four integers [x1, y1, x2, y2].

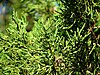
[[0, 0, 58, 33], [0, 0, 12, 33]]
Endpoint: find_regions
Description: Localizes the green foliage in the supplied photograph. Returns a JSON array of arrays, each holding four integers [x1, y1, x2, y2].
[[0, 0, 100, 75], [57, 0, 100, 74]]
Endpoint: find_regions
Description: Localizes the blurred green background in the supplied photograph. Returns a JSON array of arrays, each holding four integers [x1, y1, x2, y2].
[[0, 0, 58, 33], [0, 0, 13, 32]]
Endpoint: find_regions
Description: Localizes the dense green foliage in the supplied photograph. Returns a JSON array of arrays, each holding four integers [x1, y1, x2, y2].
[[0, 0, 100, 75]]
